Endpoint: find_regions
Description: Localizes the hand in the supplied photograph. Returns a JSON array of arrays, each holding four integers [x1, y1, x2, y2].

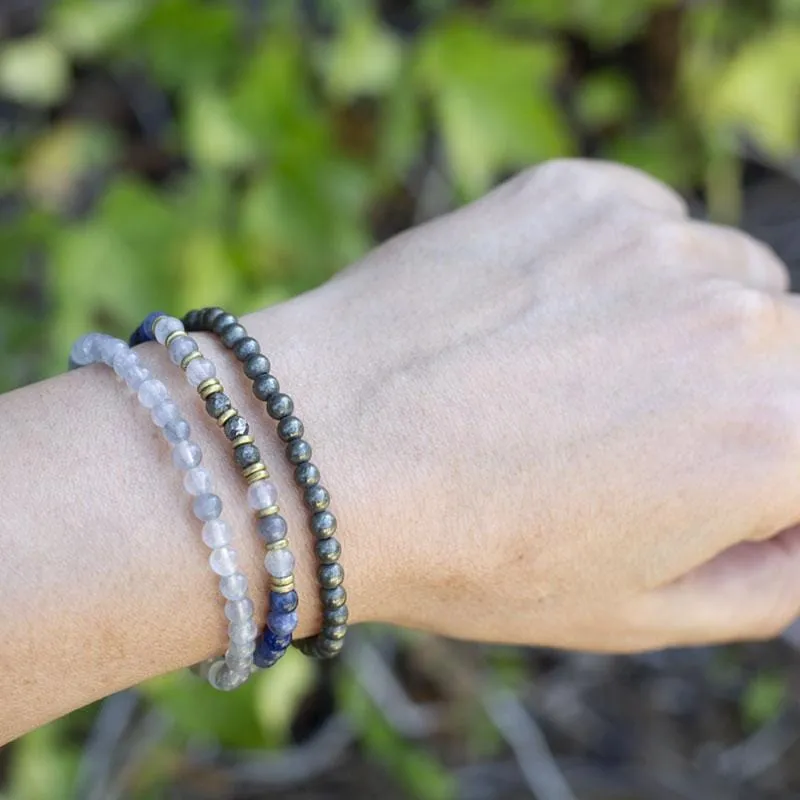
[[259, 158, 800, 653]]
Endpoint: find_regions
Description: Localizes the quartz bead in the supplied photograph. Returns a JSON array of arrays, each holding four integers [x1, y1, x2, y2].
[[225, 598, 255, 624], [163, 418, 190, 444], [267, 610, 298, 637], [172, 440, 202, 470], [154, 316, 184, 345], [185, 357, 216, 387], [219, 572, 248, 600], [193, 493, 222, 521], [151, 399, 180, 427], [121, 363, 150, 390], [99, 337, 126, 365], [168, 335, 198, 365], [257, 514, 287, 543], [111, 348, 139, 377], [229, 619, 259, 644], [265, 548, 295, 579], [138, 378, 168, 409], [202, 519, 231, 548], [70, 334, 103, 366], [247, 480, 277, 510], [184, 467, 214, 496], [210, 546, 238, 576], [208, 661, 248, 692], [227, 637, 257, 657]]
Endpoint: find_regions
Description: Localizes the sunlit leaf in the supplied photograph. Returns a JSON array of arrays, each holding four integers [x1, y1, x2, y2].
[[741, 672, 786, 730], [49, 0, 149, 58], [0, 36, 70, 106], [6, 721, 78, 800], [575, 70, 636, 129]]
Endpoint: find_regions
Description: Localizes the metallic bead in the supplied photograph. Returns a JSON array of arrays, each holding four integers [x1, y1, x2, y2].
[[253, 374, 280, 400], [245, 467, 269, 485], [217, 408, 237, 427], [321, 585, 346, 609], [231, 434, 255, 449], [244, 353, 270, 379], [180, 351, 202, 370], [242, 462, 268, 478], [271, 575, 294, 589], [316, 637, 345, 657], [323, 624, 347, 641], [234, 337, 262, 362], [312, 510, 337, 539], [234, 443, 260, 468], [287, 439, 312, 464], [198, 379, 224, 400], [203, 307, 225, 329], [266, 393, 293, 419], [205, 392, 231, 418], [319, 562, 344, 589], [183, 309, 202, 330], [256, 504, 280, 518], [295, 462, 320, 487], [164, 329, 187, 348], [304, 485, 330, 512], [272, 582, 295, 594], [323, 605, 349, 627], [277, 416, 304, 442], [224, 415, 249, 440], [220, 323, 247, 349], [212, 312, 238, 335], [316, 537, 341, 564], [266, 538, 289, 551]]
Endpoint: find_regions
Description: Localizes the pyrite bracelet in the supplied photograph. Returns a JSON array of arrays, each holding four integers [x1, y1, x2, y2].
[[69, 333, 257, 691], [184, 307, 348, 660], [131, 313, 299, 668]]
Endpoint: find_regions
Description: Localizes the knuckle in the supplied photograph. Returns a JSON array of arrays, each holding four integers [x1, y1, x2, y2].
[[697, 281, 778, 343], [512, 159, 601, 196]]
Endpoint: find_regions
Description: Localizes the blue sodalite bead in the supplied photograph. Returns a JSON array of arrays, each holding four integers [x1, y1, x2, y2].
[[253, 629, 291, 668], [267, 610, 298, 638], [270, 590, 298, 614], [263, 630, 292, 651]]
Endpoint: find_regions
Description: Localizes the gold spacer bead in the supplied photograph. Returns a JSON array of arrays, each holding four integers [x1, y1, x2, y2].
[[164, 329, 187, 348], [198, 378, 223, 400], [245, 468, 269, 485], [217, 408, 237, 427], [272, 582, 295, 594], [266, 538, 289, 551], [242, 462, 267, 479], [180, 351, 203, 370], [232, 434, 255, 449], [256, 505, 280, 518], [271, 575, 294, 588]]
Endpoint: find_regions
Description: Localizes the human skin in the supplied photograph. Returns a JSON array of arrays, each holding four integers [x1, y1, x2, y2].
[[2, 159, 800, 745]]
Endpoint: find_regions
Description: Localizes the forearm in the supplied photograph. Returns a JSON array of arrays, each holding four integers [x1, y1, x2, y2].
[[0, 296, 381, 744]]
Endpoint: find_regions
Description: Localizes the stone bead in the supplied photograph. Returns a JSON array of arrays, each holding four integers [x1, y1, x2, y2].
[[234, 443, 260, 468], [138, 378, 168, 409], [111, 347, 139, 377], [185, 357, 216, 387], [122, 363, 150, 391], [266, 393, 293, 419], [316, 537, 341, 564], [270, 590, 298, 614], [277, 416, 304, 442], [262, 630, 292, 651], [99, 337, 127, 365], [254, 650, 279, 669], [210, 546, 238, 576], [265, 548, 295, 579], [225, 652, 254, 671], [202, 519, 231, 548], [323, 605, 349, 627], [163, 418, 191, 444], [183, 309, 202, 330], [257, 514, 287, 543], [319, 562, 344, 589], [172, 440, 202, 470], [142, 311, 166, 340], [321, 585, 347, 609], [151, 399, 180, 427], [304, 485, 330, 512], [267, 610, 298, 638], [225, 598, 255, 624], [311, 510, 337, 539], [212, 312, 237, 335], [295, 462, 320, 487], [205, 392, 231, 418], [287, 439, 312, 464], [220, 323, 247, 349], [168, 335, 198, 365], [219, 572, 248, 600], [193, 493, 222, 521], [228, 637, 257, 657], [70, 334, 103, 366], [154, 316, 184, 345], [234, 337, 262, 362], [184, 467, 214, 496], [247, 480, 278, 510], [316, 637, 345, 657], [207, 661, 247, 692], [223, 415, 249, 440], [253, 374, 279, 400], [229, 619, 258, 645], [244, 354, 270, 379], [323, 624, 347, 641]]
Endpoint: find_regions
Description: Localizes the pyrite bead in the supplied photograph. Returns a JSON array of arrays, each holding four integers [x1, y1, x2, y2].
[[312, 511, 337, 539], [295, 462, 320, 487], [321, 585, 347, 609], [316, 537, 341, 564], [244, 353, 270, 379], [287, 439, 312, 464], [319, 563, 344, 589], [253, 374, 279, 400], [234, 337, 261, 362], [266, 393, 293, 419], [223, 415, 249, 440], [212, 312, 237, 335], [205, 392, 231, 418], [323, 605, 349, 627], [220, 323, 247, 349], [304, 485, 330, 512], [234, 443, 260, 468], [277, 416, 304, 442]]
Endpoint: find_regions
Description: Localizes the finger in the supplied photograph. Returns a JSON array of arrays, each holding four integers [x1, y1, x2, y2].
[[629, 527, 800, 648], [684, 220, 790, 293]]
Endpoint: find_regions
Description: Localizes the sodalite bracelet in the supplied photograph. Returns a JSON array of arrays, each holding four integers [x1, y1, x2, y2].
[[132, 314, 299, 668], [184, 307, 348, 660], [69, 333, 257, 691]]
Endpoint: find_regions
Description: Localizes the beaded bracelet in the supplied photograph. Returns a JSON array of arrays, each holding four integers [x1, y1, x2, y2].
[[184, 307, 348, 660], [69, 332, 257, 691], [131, 313, 299, 668]]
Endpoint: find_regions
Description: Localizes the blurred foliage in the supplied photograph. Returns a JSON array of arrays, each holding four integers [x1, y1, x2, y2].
[[1, 0, 800, 797]]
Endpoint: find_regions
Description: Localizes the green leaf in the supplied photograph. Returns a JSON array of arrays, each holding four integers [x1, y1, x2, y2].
[[48, 0, 149, 58], [6, 722, 79, 800], [575, 70, 636, 129], [0, 36, 71, 106], [741, 672, 786, 730]]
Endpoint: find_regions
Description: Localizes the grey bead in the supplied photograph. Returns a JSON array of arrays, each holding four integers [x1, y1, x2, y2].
[[304, 485, 330, 512], [266, 393, 293, 419], [163, 418, 191, 443], [287, 439, 311, 464], [205, 392, 231, 419], [234, 337, 261, 362], [193, 493, 223, 521], [244, 354, 270, 379], [223, 415, 249, 440], [312, 510, 337, 539], [257, 514, 287, 543], [295, 462, 320, 487], [319, 562, 344, 589], [323, 605, 349, 627], [277, 416, 304, 442], [323, 624, 347, 641], [253, 374, 279, 400], [315, 537, 341, 563], [203, 307, 225, 330], [183, 309, 202, 330], [234, 443, 261, 468], [316, 637, 345, 657], [321, 585, 347, 609], [212, 312, 238, 335], [220, 323, 247, 349]]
